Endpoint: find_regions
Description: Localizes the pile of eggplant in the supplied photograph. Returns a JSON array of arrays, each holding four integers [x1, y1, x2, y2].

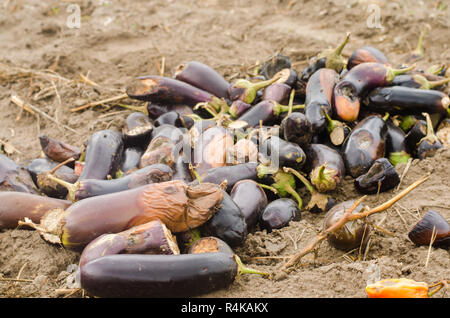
[[1, 32, 449, 298]]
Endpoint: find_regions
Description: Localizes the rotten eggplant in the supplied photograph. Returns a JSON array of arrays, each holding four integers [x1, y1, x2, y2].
[[39, 135, 81, 166], [354, 158, 400, 194], [0, 154, 39, 194], [123, 112, 153, 148]]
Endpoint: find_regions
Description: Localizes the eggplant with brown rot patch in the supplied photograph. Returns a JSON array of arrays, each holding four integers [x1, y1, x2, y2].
[[262, 135, 306, 171], [140, 136, 177, 169], [342, 114, 388, 178], [123, 112, 153, 148], [79, 220, 180, 268], [280, 111, 313, 148], [39, 135, 81, 167], [354, 158, 400, 194], [36, 180, 224, 250], [333, 62, 416, 122], [0, 154, 39, 194], [347, 46, 389, 70], [188, 236, 234, 255]]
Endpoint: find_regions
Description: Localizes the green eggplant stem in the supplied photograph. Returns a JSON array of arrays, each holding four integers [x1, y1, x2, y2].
[[48, 158, 75, 175], [189, 164, 202, 184], [283, 167, 315, 195], [252, 75, 282, 92], [317, 165, 326, 181], [427, 77, 450, 89], [287, 89, 296, 116], [117, 103, 149, 116], [234, 255, 270, 278], [414, 25, 430, 57], [283, 182, 303, 209], [333, 32, 351, 56], [257, 183, 279, 195], [274, 103, 305, 116], [419, 112, 439, 145], [399, 115, 418, 132], [382, 112, 390, 121], [386, 64, 416, 82], [46, 173, 78, 202]]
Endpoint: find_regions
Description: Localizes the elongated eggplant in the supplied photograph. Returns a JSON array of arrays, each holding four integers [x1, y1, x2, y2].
[[228, 75, 281, 104], [364, 86, 449, 115], [39, 135, 81, 166], [415, 113, 442, 159], [301, 32, 350, 82], [305, 68, 340, 133], [191, 162, 258, 193], [37, 180, 224, 250], [120, 147, 144, 174], [79, 220, 180, 267], [140, 136, 176, 169], [262, 82, 292, 104], [126, 75, 226, 112], [0, 192, 70, 229], [391, 74, 450, 91], [192, 126, 234, 177], [200, 191, 247, 248], [280, 112, 313, 147], [79, 252, 268, 298], [385, 120, 411, 166], [188, 236, 234, 255], [230, 179, 268, 231], [304, 144, 345, 193], [48, 163, 173, 201], [0, 154, 39, 194], [333, 63, 415, 122], [323, 200, 371, 252], [237, 100, 304, 127], [79, 130, 124, 180], [174, 61, 230, 99], [342, 115, 388, 178], [260, 54, 291, 80], [354, 158, 400, 194], [260, 198, 300, 232], [262, 136, 306, 171], [123, 112, 153, 148], [347, 46, 389, 70]]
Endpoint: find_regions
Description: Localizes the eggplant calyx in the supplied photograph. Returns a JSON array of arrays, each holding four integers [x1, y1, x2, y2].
[[256, 163, 278, 179], [271, 170, 303, 209], [273, 102, 305, 116], [233, 76, 281, 104], [310, 164, 338, 193], [234, 255, 271, 279], [388, 151, 411, 167], [385, 64, 416, 83], [319, 32, 351, 72], [46, 173, 79, 202], [418, 112, 440, 146]]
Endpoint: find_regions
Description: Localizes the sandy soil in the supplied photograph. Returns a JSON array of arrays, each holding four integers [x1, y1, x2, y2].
[[0, 0, 449, 298]]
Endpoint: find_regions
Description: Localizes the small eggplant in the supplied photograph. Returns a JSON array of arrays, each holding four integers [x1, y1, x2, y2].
[[415, 113, 442, 159], [354, 158, 400, 194], [191, 162, 259, 193], [174, 61, 231, 99], [79, 130, 124, 181], [39, 135, 81, 166], [37, 180, 224, 250], [140, 136, 176, 169], [123, 112, 153, 148], [229, 100, 252, 118], [262, 82, 292, 104], [260, 54, 291, 80], [48, 163, 173, 202], [408, 210, 449, 248], [391, 74, 450, 91], [280, 112, 313, 147], [304, 68, 340, 133], [347, 46, 389, 70], [385, 120, 411, 166], [120, 147, 144, 174], [262, 136, 306, 171], [364, 86, 449, 115], [304, 144, 345, 193], [0, 192, 71, 229], [333, 63, 415, 122], [228, 75, 282, 104], [192, 126, 234, 177], [126, 75, 226, 113], [188, 236, 234, 255], [342, 115, 388, 178], [237, 100, 304, 127], [404, 119, 427, 155], [301, 32, 350, 82], [200, 191, 247, 248], [230, 179, 268, 231], [260, 198, 300, 232], [0, 154, 39, 194], [323, 200, 371, 252], [79, 220, 180, 267], [79, 252, 268, 298]]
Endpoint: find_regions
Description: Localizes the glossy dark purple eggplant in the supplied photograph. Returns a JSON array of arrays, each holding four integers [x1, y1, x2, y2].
[[342, 115, 388, 178], [119, 147, 144, 174], [0, 154, 39, 194], [154, 110, 191, 128], [200, 191, 247, 248], [237, 100, 304, 127], [304, 144, 345, 193], [262, 136, 306, 171], [305, 68, 340, 133], [280, 112, 313, 147], [354, 158, 400, 194], [347, 46, 389, 70], [385, 120, 411, 166], [146, 103, 194, 120], [333, 63, 415, 122], [262, 82, 292, 104], [79, 220, 180, 268], [174, 61, 231, 99], [78, 130, 124, 181], [49, 163, 173, 201], [39, 135, 81, 166], [230, 180, 268, 231], [364, 86, 449, 115], [260, 198, 300, 232], [123, 112, 153, 148]]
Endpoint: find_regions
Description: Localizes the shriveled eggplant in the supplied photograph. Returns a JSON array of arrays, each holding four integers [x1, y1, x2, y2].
[[408, 210, 449, 248], [0, 154, 39, 194], [39, 135, 81, 166], [354, 158, 400, 194], [140, 136, 176, 169]]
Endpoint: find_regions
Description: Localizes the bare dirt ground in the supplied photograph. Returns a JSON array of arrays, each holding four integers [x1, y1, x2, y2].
[[0, 0, 449, 298]]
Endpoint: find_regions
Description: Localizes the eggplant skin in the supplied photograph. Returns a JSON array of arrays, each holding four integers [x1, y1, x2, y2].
[[79, 253, 237, 298]]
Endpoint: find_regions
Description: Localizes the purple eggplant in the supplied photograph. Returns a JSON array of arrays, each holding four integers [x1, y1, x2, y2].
[[229, 100, 252, 118], [188, 236, 234, 255], [123, 112, 153, 148], [39, 134, 81, 167], [48, 163, 173, 202], [333, 63, 415, 122], [0, 154, 39, 194], [404, 119, 427, 155], [79, 130, 124, 181], [305, 68, 340, 133], [280, 112, 313, 147], [260, 198, 300, 232], [145, 103, 194, 120], [347, 46, 389, 70], [262, 136, 306, 171], [140, 136, 177, 169], [273, 68, 298, 88], [262, 82, 292, 104], [230, 179, 268, 231], [342, 115, 388, 178], [385, 120, 411, 166], [119, 147, 144, 174], [174, 61, 230, 99], [354, 158, 400, 194]]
